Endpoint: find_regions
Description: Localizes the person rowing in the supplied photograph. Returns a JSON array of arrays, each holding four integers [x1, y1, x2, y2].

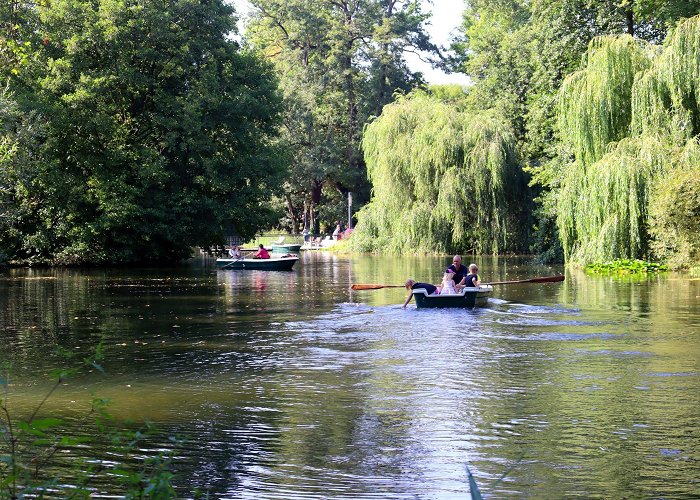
[[251, 244, 270, 259], [446, 255, 470, 291]]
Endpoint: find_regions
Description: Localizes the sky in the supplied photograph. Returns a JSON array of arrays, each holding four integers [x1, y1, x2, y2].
[[232, 0, 469, 86], [406, 0, 469, 86]]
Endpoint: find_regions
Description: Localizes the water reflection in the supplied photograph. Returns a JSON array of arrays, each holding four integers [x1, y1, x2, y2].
[[1, 255, 699, 497]]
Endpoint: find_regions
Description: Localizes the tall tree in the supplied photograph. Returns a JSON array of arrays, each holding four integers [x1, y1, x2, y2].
[[247, 0, 435, 233], [349, 89, 528, 254], [556, 16, 700, 265], [0, 0, 283, 264], [452, 0, 700, 262]]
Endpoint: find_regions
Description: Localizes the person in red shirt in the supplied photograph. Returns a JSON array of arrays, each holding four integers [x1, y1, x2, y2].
[[252, 244, 270, 259]]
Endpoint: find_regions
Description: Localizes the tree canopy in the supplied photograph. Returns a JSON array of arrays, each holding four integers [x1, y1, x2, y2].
[[348, 90, 528, 254], [452, 0, 700, 266], [555, 16, 700, 265], [246, 0, 437, 234], [1, 0, 283, 264]]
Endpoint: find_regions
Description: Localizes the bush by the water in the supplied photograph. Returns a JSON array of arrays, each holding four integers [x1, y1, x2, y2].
[[649, 148, 700, 269]]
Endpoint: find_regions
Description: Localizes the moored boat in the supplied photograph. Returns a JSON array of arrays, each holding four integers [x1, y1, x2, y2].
[[412, 285, 492, 308], [216, 255, 299, 270], [271, 243, 302, 253]]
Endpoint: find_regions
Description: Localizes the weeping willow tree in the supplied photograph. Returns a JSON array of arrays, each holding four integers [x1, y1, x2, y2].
[[556, 16, 700, 266], [348, 91, 526, 254]]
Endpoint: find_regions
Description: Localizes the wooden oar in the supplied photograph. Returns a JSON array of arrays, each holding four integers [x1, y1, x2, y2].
[[221, 251, 252, 270], [484, 275, 564, 285], [351, 284, 405, 290], [351, 275, 564, 290]]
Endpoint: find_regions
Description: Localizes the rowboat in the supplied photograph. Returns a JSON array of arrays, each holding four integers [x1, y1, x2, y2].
[[216, 255, 299, 270], [412, 285, 493, 308], [271, 243, 302, 253]]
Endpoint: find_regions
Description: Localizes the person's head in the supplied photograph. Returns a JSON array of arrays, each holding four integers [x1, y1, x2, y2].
[[404, 279, 416, 290], [259, 243, 264, 249], [452, 255, 463, 268], [469, 263, 478, 274], [443, 270, 455, 281]]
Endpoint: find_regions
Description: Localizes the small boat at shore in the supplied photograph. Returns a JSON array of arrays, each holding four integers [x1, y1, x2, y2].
[[412, 285, 492, 308], [271, 243, 302, 253], [216, 255, 299, 271]]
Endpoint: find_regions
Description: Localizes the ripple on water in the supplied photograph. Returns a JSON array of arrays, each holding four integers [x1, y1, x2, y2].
[[527, 332, 619, 341]]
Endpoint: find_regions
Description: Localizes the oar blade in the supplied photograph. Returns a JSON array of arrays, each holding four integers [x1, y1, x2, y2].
[[466, 466, 484, 500]]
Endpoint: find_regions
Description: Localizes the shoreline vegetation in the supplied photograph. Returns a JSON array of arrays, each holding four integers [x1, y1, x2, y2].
[[2, 3, 699, 269]]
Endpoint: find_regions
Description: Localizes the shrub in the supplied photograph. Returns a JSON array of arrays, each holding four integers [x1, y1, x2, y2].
[[649, 160, 700, 269]]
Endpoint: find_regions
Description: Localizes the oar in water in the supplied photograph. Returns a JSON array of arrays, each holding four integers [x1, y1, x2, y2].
[[466, 466, 484, 500], [351, 275, 564, 290], [221, 251, 252, 270]]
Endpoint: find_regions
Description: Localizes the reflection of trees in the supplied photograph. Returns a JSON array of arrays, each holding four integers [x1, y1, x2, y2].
[[472, 268, 700, 497], [0, 269, 104, 376], [2, 257, 699, 496]]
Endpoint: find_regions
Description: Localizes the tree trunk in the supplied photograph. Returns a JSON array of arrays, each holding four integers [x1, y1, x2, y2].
[[310, 179, 322, 233], [285, 192, 299, 234], [625, 3, 634, 36], [376, 1, 395, 117]]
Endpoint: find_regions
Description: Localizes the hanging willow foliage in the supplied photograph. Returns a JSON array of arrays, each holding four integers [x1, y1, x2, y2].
[[557, 136, 668, 262], [557, 17, 700, 265], [348, 91, 525, 254], [558, 35, 653, 167]]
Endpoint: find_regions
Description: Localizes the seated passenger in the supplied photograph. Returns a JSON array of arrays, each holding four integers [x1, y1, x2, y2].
[[252, 244, 270, 259], [440, 270, 458, 295], [464, 263, 480, 288], [228, 246, 242, 258]]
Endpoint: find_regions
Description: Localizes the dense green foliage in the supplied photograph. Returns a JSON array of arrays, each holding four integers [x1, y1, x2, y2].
[[454, 0, 700, 266], [584, 259, 668, 275], [649, 141, 700, 269], [3, 0, 700, 265], [348, 91, 527, 254], [555, 16, 700, 266], [1, 0, 283, 265], [247, 0, 436, 234]]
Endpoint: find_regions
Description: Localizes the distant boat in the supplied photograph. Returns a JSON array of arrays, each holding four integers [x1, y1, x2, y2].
[[412, 286, 492, 308], [216, 255, 298, 271], [271, 243, 302, 253]]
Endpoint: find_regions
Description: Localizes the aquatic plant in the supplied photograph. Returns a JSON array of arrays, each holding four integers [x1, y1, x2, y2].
[[584, 259, 668, 275]]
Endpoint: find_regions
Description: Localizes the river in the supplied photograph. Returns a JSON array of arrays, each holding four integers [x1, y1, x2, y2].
[[1, 252, 699, 498]]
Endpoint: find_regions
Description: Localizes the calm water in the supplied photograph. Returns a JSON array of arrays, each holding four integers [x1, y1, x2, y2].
[[1, 253, 699, 498]]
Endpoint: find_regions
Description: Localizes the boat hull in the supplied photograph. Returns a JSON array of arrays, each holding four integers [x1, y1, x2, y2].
[[412, 286, 492, 308], [216, 256, 298, 270], [271, 243, 302, 253]]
